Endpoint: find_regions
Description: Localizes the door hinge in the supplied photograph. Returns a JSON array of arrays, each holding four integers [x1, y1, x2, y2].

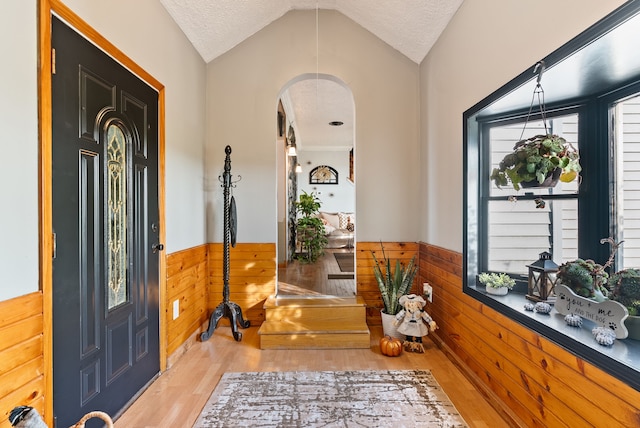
[[52, 232, 57, 259], [52, 48, 56, 74]]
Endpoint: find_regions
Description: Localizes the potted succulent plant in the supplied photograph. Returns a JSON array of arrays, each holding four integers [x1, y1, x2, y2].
[[556, 258, 610, 302], [490, 134, 581, 191], [478, 272, 515, 295], [371, 243, 418, 338], [608, 269, 640, 340], [556, 238, 622, 302]]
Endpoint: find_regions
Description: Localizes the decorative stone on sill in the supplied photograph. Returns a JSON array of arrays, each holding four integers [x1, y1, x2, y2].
[[534, 302, 552, 314], [564, 313, 583, 327]]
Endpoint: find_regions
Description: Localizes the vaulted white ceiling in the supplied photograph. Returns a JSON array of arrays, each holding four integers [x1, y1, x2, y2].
[[159, 0, 464, 150], [159, 0, 463, 65]]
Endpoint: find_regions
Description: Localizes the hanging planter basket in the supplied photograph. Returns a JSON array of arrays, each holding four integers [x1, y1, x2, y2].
[[491, 134, 580, 191], [489, 61, 581, 192], [520, 166, 562, 189]]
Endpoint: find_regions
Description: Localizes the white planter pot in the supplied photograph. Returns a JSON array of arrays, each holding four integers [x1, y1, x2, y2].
[[380, 311, 403, 339], [486, 286, 508, 296]]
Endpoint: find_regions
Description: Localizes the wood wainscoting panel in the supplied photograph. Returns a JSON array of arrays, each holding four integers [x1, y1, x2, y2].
[[420, 243, 640, 428], [0, 292, 45, 428], [208, 243, 276, 325], [356, 242, 420, 326], [166, 245, 209, 358]]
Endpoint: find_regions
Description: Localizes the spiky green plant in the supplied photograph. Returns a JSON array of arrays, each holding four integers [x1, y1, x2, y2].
[[371, 243, 418, 315]]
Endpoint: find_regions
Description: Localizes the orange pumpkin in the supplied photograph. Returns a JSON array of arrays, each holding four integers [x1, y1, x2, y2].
[[379, 335, 403, 357]]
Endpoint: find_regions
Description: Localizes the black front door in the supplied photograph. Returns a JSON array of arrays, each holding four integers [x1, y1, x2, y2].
[[51, 17, 160, 427]]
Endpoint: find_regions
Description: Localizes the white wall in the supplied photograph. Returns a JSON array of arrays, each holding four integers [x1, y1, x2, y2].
[[297, 150, 355, 214], [206, 10, 420, 243], [0, 0, 206, 301], [62, 0, 207, 253], [0, 1, 38, 301], [7, 1, 619, 301], [419, 0, 627, 253]]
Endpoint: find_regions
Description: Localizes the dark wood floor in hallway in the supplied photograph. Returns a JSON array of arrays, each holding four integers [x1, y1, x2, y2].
[[114, 326, 512, 427]]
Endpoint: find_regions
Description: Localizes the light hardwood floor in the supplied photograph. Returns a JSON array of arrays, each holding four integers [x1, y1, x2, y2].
[[114, 326, 511, 427], [278, 248, 355, 297]]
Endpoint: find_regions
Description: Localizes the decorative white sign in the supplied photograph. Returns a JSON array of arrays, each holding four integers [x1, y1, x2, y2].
[[555, 284, 629, 339]]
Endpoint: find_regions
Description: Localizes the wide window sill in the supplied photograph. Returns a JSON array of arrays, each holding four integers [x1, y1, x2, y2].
[[465, 285, 640, 391]]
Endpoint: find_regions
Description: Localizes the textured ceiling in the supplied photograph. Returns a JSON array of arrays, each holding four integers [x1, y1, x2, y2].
[[159, 0, 463, 150], [281, 77, 354, 151], [159, 0, 464, 64]]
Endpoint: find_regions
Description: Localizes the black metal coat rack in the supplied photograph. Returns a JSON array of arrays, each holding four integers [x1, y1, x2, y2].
[[200, 145, 250, 342]]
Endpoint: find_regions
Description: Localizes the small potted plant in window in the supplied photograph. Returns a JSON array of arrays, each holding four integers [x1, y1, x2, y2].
[[556, 258, 610, 302], [478, 272, 516, 295], [556, 238, 622, 302], [608, 269, 640, 340], [490, 134, 581, 191]]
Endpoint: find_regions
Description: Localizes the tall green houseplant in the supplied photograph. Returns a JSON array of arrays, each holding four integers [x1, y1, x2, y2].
[[294, 191, 327, 263], [371, 243, 418, 315]]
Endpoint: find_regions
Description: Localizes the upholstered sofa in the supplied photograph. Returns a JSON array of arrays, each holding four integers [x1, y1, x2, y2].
[[319, 211, 355, 249]]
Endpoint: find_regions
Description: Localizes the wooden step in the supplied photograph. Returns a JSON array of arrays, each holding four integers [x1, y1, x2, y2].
[[263, 296, 366, 324], [258, 296, 370, 350]]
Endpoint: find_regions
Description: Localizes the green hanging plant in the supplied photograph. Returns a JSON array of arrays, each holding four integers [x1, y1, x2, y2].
[[490, 134, 581, 191]]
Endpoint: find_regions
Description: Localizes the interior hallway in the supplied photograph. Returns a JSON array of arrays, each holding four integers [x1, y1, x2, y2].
[[278, 248, 355, 297], [114, 326, 511, 427]]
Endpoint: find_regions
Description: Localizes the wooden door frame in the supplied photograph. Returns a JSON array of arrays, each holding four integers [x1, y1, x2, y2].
[[39, 1, 167, 425]]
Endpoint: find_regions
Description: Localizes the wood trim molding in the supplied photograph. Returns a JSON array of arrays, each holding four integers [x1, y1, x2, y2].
[[429, 328, 524, 427], [356, 241, 420, 325], [420, 242, 640, 426], [39, 1, 167, 424], [166, 245, 209, 357], [207, 243, 276, 324], [38, 0, 53, 424], [0, 292, 46, 426]]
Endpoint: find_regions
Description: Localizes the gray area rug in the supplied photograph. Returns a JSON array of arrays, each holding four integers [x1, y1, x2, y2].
[[333, 253, 354, 272], [329, 253, 354, 279], [194, 369, 468, 427]]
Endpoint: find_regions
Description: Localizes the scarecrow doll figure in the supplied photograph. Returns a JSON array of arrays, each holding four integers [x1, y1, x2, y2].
[[393, 294, 437, 353]]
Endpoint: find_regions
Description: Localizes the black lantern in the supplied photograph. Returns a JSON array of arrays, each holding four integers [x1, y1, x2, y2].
[[526, 251, 558, 302]]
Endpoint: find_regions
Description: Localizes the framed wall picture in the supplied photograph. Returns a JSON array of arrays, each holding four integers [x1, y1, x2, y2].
[[349, 148, 354, 182], [309, 165, 338, 184]]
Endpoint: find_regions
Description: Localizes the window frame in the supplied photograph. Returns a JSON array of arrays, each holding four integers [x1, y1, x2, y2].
[[463, 1, 640, 392], [480, 108, 583, 273]]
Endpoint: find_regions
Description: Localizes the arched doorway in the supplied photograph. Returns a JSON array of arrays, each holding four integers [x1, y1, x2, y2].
[[276, 74, 355, 297]]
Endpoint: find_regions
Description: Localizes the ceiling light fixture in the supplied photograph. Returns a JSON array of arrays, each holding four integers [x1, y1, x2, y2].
[[295, 164, 302, 173]]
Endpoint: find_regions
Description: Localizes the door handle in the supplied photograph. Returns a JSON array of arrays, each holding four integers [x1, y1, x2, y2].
[[152, 243, 164, 253]]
